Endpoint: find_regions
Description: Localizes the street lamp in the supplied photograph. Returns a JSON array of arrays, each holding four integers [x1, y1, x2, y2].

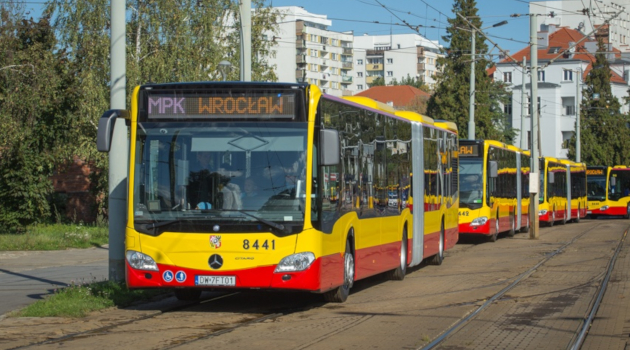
[[218, 60, 232, 81], [468, 20, 508, 140]]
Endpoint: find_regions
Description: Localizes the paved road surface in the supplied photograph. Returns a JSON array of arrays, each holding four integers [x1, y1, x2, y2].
[[0, 246, 108, 316]]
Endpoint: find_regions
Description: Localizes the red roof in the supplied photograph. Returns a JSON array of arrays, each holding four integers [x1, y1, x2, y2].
[[355, 85, 430, 107], [494, 26, 625, 84]]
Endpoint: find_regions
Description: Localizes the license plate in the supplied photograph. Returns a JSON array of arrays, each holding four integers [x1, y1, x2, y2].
[[587, 211, 592, 214], [195, 275, 236, 286]]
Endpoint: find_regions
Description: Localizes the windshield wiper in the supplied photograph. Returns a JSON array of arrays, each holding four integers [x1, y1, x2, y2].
[[134, 219, 184, 235], [223, 210, 290, 234]]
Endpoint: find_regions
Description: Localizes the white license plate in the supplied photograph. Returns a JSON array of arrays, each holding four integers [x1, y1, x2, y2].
[[587, 211, 592, 214], [195, 275, 236, 286]]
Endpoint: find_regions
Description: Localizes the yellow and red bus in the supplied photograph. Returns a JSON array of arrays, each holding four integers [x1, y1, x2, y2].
[[539, 157, 569, 226], [561, 159, 588, 222], [97, 82, 459, 302], [458, 140, 528, 241], [587, 165, 630, 218]]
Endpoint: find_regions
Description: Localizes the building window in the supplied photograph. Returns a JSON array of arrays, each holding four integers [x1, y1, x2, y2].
[[563, 70, 573, 81], [311, 49, 318, 57], [357, 72, 363, 77], [526, 97, 541, 115], [357, 84, 364, 90], [503, 72, 512, 83], [387, 71, 393, 77], [357, 59, 363, 65], [503, 103, 512, 116], [387, 58, 393, 64], [561, 131, 573, 149], [562, 97, 576, 115], [538, 70, 545, 82]]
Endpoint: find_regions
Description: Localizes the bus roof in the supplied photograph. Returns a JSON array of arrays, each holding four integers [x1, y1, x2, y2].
[[394, 111, 435, 125], [433, 120, 458, 133], [342, 96, 397, 114]]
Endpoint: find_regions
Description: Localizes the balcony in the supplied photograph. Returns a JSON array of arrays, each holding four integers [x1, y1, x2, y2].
[[296, 40, 306, 49], [296, 69, 306, 79], [367, 64, 383, 71], [296, 55, 307, 64], [417, 63, 426, 72], [417, 47, 425, 57], [321, 45, 328, 52], [321, 74, 330, 81], [321, 59, 329, 66], [342, 48, 353, 55], [366, 76, 376, 84], [342, 62, 353, 70], [296, 21, 304, 35], [342, 89, 353, 96], [341, 76, 353, 83]]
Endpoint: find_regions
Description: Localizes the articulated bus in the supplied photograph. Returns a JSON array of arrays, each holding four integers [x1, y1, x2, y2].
[[561, 159, 588, 222], [97, 82, 458, 302], [538, 157, 569, 226], [587, 165, 630, 218], [458, 140, 529, 242]]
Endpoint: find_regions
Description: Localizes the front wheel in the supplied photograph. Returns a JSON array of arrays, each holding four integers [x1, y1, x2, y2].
[[323, 239, 354, 303], [574, 205, 581, 223], [624, 205, 630, 219], [428, 222, 445, 265]]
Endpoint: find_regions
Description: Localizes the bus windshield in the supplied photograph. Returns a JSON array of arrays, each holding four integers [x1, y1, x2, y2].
[[459, 158, 483, 208], [609, 170, 630, 201], [133, 121, 308, 235], [587, 175, 606, 201]]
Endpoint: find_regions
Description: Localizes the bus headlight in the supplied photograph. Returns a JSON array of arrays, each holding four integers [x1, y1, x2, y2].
[[470, 217, 488, 226], [275, 252, 315, 272], [600, 205, 609, 211], [126, 250, 159, 271], [539, 210, 548, 215]]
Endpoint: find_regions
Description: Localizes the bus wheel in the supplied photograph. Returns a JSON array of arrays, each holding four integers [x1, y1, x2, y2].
[[386, 228, 408, 279], [548, 209, 555, 227], [560, 208, 567, 225], [428, 223, 445, 265], [574, 206, 580, 223], [174, 288, 202, 301], [507, 213, 516, 237], [625, 205, 630, 219], [488, 212, 499, 242], [520, 215, 530, 233], [323, 239, 354, 303]]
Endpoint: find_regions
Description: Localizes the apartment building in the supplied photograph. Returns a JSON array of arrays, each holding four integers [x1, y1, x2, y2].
[[491, 24, 629, 159], [352, 34, 442, 93], [267, 6, 354, 96]]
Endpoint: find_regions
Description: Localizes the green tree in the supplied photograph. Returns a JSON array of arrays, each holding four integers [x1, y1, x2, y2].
[[0, 4, 75, 231], [391, 74, 430, 92], [369, 76, 385, 87], [46, 0, 281, 216], [426, 0, 513, 141], [568, 39, 630, 165]]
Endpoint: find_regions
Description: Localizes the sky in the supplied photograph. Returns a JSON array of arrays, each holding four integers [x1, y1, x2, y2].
[[21, 0, 538, 56]]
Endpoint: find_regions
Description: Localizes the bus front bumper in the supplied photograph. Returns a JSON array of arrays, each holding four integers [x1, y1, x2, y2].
[[459, 221, 491, 235]]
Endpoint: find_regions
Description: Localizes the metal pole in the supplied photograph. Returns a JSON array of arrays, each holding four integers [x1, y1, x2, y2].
[[529, 14, 540, 239], [576, 67, 581, 162], [239, 0, 252, 81], [520, 56, 527, 150], [468, 29, 476, 140], [109, 0, 128, 281]]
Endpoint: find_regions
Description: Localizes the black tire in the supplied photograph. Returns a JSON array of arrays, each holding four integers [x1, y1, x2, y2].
[[560, 208, 567, 225], [574, 206, 580, 223], [323, 238, 354, 303], [428, 222, 445, 265], [624, 205, 630, 219], [507, 213, 516, 237], [488, 212, 499, 242], [548, 209, 555, 227], [520, 214, 530, 233], [174, 288, 202, 301], [386, 228, 408, 280]]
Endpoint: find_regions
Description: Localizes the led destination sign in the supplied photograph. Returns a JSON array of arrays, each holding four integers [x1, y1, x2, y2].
[[146, 94, 296, 119], [587, 169, 605, 176], [459, 144, 480, 157]]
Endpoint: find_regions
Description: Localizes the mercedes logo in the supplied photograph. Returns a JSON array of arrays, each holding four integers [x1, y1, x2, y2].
[[208, 254, 223, 270]]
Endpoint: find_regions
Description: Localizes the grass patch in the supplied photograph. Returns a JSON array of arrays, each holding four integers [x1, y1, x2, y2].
[[0, 223, 108, 250], [14, 281, 168, 318]]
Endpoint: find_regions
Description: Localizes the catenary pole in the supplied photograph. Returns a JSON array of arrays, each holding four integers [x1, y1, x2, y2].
[[468, 29, 476, 140], [576, 67, 581, 162], [530, 14, 540, 239], [240, 0, 252, 81], [109, 0, 128, 281], [521, 56, 527, 150]]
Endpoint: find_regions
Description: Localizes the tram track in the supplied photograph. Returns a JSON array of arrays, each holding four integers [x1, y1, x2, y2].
[[418, 222, 629, 350]]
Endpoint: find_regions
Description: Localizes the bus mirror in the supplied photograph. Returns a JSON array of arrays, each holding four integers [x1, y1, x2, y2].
[[611, 176, 617, 187], [320, 129, 340, 166], [489, 161, 498, 178], [97, 109, 129, 152], [548, 171, 555, 184]]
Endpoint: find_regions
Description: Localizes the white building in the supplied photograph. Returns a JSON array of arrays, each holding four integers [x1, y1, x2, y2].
[[492, 24, 629, 159], [352, 34, 443, 93], [531, 0, 630, 52], [266, 6, 354, 96]]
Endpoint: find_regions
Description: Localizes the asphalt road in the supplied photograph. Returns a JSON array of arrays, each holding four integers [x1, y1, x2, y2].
[[0, 246, 109, 316]]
